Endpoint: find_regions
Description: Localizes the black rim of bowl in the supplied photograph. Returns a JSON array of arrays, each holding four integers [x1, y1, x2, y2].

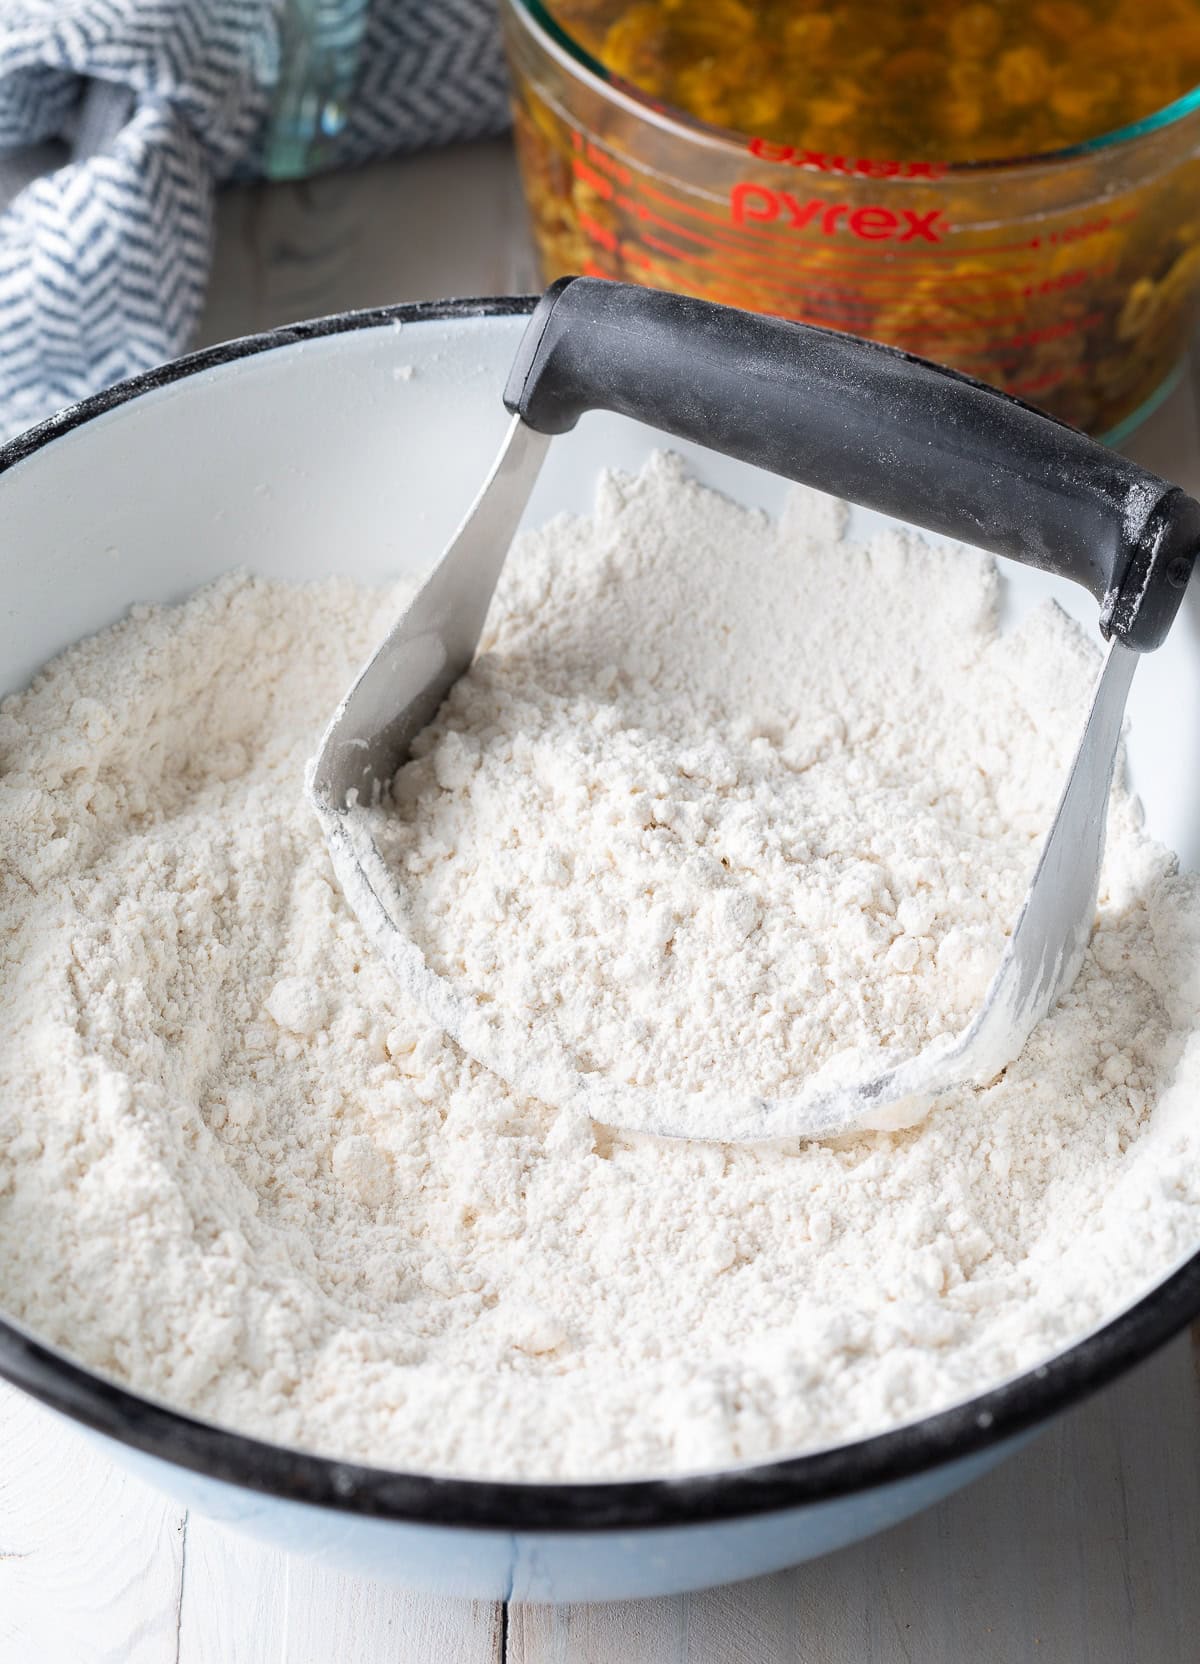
[[1, 294, 1198, 1535]]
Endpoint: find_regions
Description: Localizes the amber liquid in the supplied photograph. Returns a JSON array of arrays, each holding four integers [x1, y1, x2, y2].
[[548, 0, 1200, 162]]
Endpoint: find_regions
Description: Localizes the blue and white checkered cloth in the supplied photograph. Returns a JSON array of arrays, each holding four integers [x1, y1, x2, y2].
[[0, 1, 509, 440]]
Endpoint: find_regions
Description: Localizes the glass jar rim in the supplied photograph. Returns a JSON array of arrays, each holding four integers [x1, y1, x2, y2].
[[510, 0, 1200, 176]]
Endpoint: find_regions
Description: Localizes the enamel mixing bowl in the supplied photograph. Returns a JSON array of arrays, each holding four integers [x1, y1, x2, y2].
[[1, 299, 1199, 1603]]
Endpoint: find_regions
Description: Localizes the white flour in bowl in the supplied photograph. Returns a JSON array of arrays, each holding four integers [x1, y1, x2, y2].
[[378, 456, 1110, 1126], [1, 454, 1199, 1480]]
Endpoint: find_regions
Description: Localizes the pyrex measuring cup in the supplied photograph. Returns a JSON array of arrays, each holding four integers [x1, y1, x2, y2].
[[502, 0, 1200, 438]]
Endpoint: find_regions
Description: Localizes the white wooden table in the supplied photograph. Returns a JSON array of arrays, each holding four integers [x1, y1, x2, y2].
[[4, 138, 1200, 1664]]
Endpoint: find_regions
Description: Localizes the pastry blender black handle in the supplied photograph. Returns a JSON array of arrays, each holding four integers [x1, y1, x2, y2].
[[504, 278, 1199, 652]]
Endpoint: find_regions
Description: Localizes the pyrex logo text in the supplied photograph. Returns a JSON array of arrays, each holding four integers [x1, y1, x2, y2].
[[731, 184, 947, 243]]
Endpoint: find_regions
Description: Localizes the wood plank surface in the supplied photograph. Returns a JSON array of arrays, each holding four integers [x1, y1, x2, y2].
[[0, 1386, 502, 1664], [509, 1330, 1200, 1664], [0, 1384, 186, 1664], [199, 139, 538, 349], [176, 1513, 502, 1664]]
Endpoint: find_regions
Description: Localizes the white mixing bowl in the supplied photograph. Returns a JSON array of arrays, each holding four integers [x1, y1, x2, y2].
[[1, 298, 1198, 1601]]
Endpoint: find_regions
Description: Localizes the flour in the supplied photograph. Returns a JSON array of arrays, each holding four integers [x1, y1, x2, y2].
[[380, 455, 1095, 1130], [1, 454, 1199, 1482]]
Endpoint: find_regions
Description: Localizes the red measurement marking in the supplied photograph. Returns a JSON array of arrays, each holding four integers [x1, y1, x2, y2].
[[1047, 219, 1107, 246], [1008, 367, 1068, 395], [627, 224, 845, 308], [618, 190, 922, 277], [627, 220, 980, 312], [793, 254, 1036, 276], [578, 211, 618, 253], [640, 229, 728, 268], [635, 232, 862, 316], [877, 228, 1124, 259], [577, 135, 631, 186], [747, 139, 948, 181], [571, 158, 614, 200], [793, 266, 1036, 285], [615, 191, 758, 255], [616, 201, 1042, 292], [1023, 265, 1113, 297], [580, 219, 1069, 348], [1000, 311, 1103, 350], [875, 314, 1044, 341], [586, 228, 655, 272], [641, 177, 772, 232]]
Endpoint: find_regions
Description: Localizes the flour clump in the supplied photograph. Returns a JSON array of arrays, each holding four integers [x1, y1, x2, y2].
[[1, 454, 1199, 1481]]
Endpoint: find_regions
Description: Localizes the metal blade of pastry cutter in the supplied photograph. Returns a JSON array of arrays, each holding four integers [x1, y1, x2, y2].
[[310, 414, 549, 813], [309, 416, 1137, 1142]]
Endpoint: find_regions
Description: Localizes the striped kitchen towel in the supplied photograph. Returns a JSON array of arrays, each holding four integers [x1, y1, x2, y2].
[[0, 0, 509, 441]]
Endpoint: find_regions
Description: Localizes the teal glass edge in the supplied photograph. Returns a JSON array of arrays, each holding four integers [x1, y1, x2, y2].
[[262, 0, 371, 181]]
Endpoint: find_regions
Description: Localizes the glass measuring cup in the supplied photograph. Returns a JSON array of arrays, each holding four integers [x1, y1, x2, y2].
[[501, 0, 1200, 438]]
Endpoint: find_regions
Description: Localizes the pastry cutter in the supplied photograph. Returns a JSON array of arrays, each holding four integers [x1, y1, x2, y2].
[[309, 278, 1200, 1142]]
